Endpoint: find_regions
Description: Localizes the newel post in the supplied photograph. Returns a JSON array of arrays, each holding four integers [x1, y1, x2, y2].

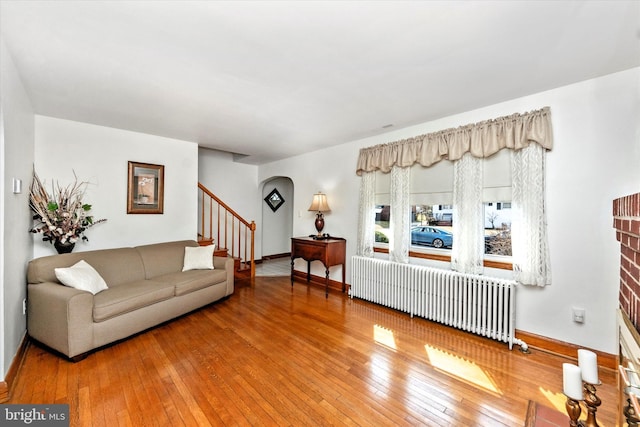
[[250, 221, 256, 278]]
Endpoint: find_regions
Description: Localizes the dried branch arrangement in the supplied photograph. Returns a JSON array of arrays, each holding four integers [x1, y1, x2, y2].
[[29, 171, 107, 245]]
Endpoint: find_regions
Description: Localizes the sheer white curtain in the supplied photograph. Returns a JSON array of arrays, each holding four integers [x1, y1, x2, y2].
[[451, 153, 484, 274], [389, 166, 411, 263], [512, 144, 551, 286], [356, 171, 376, 257]]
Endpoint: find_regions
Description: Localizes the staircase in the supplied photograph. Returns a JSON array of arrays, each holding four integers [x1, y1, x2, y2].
[[198, 183, 256, 279]]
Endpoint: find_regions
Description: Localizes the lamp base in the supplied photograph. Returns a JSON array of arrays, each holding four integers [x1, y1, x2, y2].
[[314, 212, 325, 235]]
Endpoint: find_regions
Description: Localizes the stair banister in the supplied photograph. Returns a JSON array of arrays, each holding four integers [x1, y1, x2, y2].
[[198, 183, 255, 278]]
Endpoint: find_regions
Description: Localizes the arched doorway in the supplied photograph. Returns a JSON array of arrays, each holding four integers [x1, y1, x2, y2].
[[261, 176, 294, 258]]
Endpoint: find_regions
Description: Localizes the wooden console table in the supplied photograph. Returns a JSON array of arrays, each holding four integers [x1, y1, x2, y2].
[[291, 236, 346, 298]]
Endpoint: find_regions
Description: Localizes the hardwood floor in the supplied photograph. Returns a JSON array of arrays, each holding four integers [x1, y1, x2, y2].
[[8, 276, 617, 426]]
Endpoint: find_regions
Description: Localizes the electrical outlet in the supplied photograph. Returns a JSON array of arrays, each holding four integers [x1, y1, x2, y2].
[[22, 298, 27, 315], [572, 307, 585, 323]]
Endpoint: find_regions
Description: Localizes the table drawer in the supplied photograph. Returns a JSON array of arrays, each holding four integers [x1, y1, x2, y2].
[[293, 245, 325, 261]]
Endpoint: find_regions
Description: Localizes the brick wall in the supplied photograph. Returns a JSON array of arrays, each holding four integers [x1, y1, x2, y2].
[[614, 193, 640, 331]]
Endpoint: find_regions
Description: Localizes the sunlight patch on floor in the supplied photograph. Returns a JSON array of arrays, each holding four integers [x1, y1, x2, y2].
[[539, 387, 567, 414], [374, 324, 397, 350], [373, 325, 397, 350], [424, 344, 501, 394]]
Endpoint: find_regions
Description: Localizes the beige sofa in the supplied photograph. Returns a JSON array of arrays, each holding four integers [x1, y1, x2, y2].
[[26, 240, 234, 360]]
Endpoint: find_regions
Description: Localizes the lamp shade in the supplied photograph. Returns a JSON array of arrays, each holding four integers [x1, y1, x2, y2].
[[308, 193, 331, 212]]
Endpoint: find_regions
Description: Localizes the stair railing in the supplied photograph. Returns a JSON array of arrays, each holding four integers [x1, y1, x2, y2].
[[198, 183, 256, 278]]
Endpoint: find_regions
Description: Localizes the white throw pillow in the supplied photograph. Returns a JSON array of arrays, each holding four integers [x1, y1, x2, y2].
[[182, 245, 216, 272], [54, 260, 109, 295]]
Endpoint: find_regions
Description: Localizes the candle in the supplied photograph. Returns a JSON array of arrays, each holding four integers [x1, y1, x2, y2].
[[563, 363, 583, 400], [578, 349, 599, 384]]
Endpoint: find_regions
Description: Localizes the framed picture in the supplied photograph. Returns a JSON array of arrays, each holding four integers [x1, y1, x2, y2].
[[127, 161, 164, 214], [264, 188, 285, 212]]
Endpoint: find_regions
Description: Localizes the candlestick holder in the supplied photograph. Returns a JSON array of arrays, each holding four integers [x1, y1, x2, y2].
[[564, 382, 602, 427], [621, 367, 640, 426], [564, 349, 600, 427], [623, 391, 640, 427], [581, 382, 601, 427], [564, 396, 582, 427]]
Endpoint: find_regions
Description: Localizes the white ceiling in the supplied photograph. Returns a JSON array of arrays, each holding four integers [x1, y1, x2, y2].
[[1, 1, 639, 164]]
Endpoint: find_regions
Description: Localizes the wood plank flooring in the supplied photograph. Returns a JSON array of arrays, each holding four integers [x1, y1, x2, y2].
[[8, 276, 617, 426]]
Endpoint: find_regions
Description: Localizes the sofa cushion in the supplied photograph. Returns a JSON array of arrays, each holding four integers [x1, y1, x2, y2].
[[54, 260, 109, 295], [153, 269, 228, 296], [182, 244, 215, 271], [93, 280, 175, 322]]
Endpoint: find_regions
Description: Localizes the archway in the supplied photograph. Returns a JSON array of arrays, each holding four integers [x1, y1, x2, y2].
[[260, 176, 294, 258]]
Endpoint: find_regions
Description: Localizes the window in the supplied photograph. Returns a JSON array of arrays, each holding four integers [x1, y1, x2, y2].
[[374, 149, 513, 261], [357, 107, 551, 284], [375, 202, 512, 256]]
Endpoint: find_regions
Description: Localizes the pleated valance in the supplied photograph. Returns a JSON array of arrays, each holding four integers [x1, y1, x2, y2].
[[356, 107, 553, 175]]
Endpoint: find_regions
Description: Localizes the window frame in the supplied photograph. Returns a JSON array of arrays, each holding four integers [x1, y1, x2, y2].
[[372, 246, 513, 270]]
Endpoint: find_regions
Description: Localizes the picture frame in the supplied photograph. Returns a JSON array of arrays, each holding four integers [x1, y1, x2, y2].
[[127, 161, 164, 214], [264, 188, 285, 212]]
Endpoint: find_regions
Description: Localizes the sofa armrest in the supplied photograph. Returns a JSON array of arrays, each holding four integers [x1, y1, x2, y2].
[[213, 256, 234, 295], [27, 282, 94, 358]]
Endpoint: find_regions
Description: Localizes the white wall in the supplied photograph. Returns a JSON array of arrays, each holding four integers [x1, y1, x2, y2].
[[259, 68, 640, 354], [33, 116, 199, 258], [0, 39, 35, 379]]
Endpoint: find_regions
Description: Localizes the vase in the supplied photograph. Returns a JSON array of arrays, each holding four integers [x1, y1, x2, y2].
[[54, 241, 75, 254]]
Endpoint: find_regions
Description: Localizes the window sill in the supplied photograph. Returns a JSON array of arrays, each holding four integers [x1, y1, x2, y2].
[[372, 247, 513, 271]]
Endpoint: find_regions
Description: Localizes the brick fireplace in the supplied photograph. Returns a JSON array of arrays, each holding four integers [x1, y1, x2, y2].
[[614, 192, 640, 426], [614, 192, 640, 329]]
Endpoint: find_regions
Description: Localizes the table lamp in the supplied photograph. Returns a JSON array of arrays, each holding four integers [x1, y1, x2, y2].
[[308, 192, 331, 236]]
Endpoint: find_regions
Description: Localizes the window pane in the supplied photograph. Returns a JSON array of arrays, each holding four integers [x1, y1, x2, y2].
[[484, 202, 512, 256], [411, 205, 453, 250], [375, 205, 390, 243]]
